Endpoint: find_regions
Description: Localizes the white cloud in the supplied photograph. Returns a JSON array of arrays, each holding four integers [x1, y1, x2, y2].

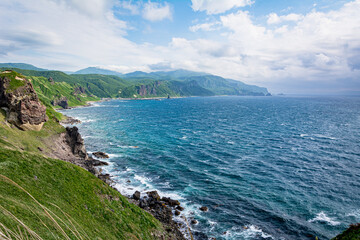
[[189, 21, 221, 32], [191, 0, 253, 14], [164, 1, 360, 93], [117, 1, 140, 15], [267, 13, 303, 24], [142, 1, 172, 22], [0, 0, 359, 94], [0, 0, 157, 70], [54, 0, 112, 17]]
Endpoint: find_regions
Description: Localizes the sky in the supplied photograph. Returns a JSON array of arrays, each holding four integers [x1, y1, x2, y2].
[[0, 0, 359, 94]]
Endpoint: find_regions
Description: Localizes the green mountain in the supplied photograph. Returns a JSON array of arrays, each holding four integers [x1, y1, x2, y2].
[[0, 63, 47, 71], [1, 65, 270, 100], [74, 67, 123, 76]]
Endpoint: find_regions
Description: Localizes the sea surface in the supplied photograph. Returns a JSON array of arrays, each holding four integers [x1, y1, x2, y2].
[[60, 96, 360, 240]]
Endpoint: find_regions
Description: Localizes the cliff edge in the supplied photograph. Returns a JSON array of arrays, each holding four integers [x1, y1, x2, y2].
[[0, 70, 47, 131]]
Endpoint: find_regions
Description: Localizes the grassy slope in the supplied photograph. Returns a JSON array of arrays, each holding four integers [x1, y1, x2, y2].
[[29, 75, 99, 108], [0, 73, 168, 239], [0, 109, 64, 153], [0, 149, 164, 240]]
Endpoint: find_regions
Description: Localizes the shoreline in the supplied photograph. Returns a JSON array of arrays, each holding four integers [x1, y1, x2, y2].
[[59, 108, 194, 239]]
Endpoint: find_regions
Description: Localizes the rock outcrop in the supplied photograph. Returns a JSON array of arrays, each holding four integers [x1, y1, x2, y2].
[[0, 70, 48, 131], [73, 86, 86, 95], [136, 81, 162, 96], [51, 96, 69, 109], [92, 151, 110, 159], [65, 126, 88, 160]]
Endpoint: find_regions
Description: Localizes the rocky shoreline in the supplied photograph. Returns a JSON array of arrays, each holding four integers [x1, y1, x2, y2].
[[54, 120, 189, 239]]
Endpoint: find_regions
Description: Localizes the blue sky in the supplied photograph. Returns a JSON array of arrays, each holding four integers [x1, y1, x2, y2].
[[0, 0, 359, 94]]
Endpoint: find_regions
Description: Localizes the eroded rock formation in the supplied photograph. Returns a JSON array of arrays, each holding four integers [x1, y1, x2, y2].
[[0, 71, 48, 131]]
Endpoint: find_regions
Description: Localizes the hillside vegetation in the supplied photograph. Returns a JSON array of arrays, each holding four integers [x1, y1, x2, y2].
[[0, 149, 165, 240], [1, 65, 269, 101], [0, 71, 173, 240]]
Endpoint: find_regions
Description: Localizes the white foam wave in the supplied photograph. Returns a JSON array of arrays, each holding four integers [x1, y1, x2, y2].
[[227, 140, 235, 145], [346, 209, 360, 219], [117, 145, 139, 149], [224, 225, 273, 240], [313, 134, 337, 140], [309, 212, 340, 226], [300, 133, 336, 140], [134, 174, 152, 185], [107, 153, 122, 158]]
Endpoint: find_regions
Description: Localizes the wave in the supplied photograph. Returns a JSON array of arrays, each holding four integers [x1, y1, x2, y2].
[[117, 145, 139, 149], [300, 133, 336, 140], [346, 209, 360, 219], [107, 153, 122, 158], [308, 212, 340, 226], [224, 225, 273, 240]]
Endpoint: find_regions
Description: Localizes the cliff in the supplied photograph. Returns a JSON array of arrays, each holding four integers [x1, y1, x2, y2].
[[0, 70, 48, 131], [0, 70, 185, 239]]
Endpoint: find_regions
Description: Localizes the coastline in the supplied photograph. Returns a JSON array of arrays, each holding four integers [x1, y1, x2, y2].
[[58, 104, 193, 239]]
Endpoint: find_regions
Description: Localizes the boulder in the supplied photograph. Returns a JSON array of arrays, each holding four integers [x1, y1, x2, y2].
[[98, 174, 111, 184], [176, 206, 184, 211], [139, 199, 149, 209], [92, 151, 110, 159], [190, 219, 198, 225], [162, 197, 180, 206], [88, 159, 108, 166], [199, 206, 208, 212], [0, 71, 48, 131], [174, 210, 181, 216], [147, 191, 161, 201], [133, 191, 141, 200]]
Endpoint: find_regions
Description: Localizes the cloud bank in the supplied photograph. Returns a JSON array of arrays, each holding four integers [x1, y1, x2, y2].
[[0, 0, 359, 94], [191, 0, 253, 14]]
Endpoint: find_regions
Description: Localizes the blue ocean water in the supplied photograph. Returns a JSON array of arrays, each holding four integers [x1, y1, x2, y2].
[[60, 96, 360, 240]]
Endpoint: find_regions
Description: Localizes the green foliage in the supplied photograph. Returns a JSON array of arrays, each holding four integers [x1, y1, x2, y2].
[[72, 74, 130, 98], [1, 66, 269, 100], [332, 224, 360, 240], [29, 75, 99, 108], [0, 149, 164, 239], [169, 80, 214, 97], [0, 108, 64, 153], [0, 71, 26, 91]]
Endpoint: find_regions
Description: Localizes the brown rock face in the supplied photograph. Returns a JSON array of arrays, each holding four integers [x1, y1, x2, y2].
[[65, 126, 88, 160], [51, 96, 69, 109], [0, 71, 48, 131], [136, 81, 162, 96]]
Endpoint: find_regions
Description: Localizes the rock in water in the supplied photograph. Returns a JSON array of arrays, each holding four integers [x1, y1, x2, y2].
[[199, 206, 208, 212], [65, 126, 88, 159], [0, 71, 48, 131], [93, 151, 110, 159]]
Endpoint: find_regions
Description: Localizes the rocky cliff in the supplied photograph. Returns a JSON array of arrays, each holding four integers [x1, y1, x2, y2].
[[0, 70, 47, 131]]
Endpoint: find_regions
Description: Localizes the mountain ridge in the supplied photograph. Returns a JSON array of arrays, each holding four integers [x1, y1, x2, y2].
[[0, 64, 270, 99]]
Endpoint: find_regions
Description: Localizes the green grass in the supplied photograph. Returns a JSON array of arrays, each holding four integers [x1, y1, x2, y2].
[[333, 224, 360, 240], [0, 71, 26, 91], [0, 149, 165, 239], [0, 109, 65, 154]]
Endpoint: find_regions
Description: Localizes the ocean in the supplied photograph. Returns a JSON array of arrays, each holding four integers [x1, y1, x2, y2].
[[59, 96, 360, 240]]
